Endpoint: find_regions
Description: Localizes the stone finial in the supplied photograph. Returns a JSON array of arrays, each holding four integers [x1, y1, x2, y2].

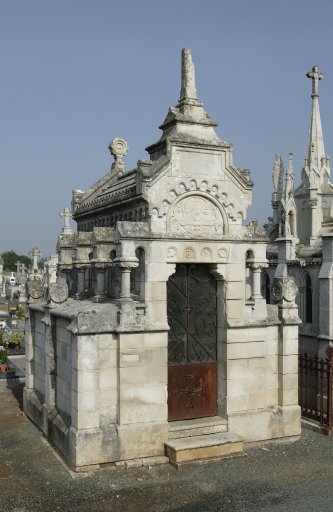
[[180, 48, 198, 101], [285, 152, 295, 198], [59, 207, 73, 234], [29, 247, 41, 272], [272, 154, 284, 195], [306, 65, 324, 98], [109, 138, 128, 178]]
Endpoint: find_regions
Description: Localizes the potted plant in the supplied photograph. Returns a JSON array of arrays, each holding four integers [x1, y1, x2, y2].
[[8, 332, 24, 351], [0, 347, 9, 372]]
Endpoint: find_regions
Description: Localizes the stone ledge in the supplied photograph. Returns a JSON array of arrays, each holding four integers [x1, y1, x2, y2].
[[165, 432, 244, 463], [168, 416, 228, 439]]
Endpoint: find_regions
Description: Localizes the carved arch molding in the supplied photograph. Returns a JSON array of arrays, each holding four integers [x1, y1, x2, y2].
[[168, 195, 224, 236]]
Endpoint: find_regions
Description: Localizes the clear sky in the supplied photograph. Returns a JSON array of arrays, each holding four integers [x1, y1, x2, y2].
[[2, 0, 333, 258]]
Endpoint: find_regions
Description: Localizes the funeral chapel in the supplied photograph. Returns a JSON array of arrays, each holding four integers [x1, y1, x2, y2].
[[24, 49, 301, 471]]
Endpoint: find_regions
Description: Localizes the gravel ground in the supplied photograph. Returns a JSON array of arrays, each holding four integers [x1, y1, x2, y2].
[[1, 382, 333, 512]]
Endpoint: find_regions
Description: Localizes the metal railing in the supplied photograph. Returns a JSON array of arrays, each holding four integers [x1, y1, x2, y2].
[[298, 347, 333, 429]]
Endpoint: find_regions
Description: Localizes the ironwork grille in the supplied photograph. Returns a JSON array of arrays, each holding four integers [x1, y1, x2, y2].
[[167, 264, 217, 365]]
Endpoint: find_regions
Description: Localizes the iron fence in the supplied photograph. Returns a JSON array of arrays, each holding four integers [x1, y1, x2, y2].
[[298, 347, 333, 430]]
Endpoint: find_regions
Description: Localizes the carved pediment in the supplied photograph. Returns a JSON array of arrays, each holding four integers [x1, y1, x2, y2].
[[168, 195, 224, 236]]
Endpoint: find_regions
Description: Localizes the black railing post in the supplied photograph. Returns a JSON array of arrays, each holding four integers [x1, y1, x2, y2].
[[326, 346, 333, 429]]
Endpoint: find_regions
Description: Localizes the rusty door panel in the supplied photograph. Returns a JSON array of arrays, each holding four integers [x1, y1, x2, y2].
[[168, 362, 217, 421]]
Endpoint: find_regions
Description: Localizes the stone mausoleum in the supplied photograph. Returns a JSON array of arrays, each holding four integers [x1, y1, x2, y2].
[[24, 49, 301, 471]]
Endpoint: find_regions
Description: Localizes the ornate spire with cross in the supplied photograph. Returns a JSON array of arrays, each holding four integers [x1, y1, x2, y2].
[[59, 207, 73, 234], [305, 65, 326, 171], [306, 65, 324, 98]]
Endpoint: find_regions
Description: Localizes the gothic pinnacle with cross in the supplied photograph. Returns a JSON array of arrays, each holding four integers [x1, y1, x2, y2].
[[305, 65, 327, 172], [59, 207, 73, 234], [306, 65, 324, 98]]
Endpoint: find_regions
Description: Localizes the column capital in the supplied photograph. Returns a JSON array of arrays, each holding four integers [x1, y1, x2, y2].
[[114, 256, 139, 270]]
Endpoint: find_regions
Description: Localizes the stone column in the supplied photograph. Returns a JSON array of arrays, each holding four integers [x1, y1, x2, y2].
[[248, 262, 268, 301], [75, 267, 86, 299], [309, 194, 318, 245], [93, 266, 107, 302], [41, 310, 56, 436], [251, 264, 262, 300], [274, 238, 293, 278], [115, 257, 138, 301], [272, 276, 301, 436], [318, 233, 333, 342], [209, 264, 227, 416]]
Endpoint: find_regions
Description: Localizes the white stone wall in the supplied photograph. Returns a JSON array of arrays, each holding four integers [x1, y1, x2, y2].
[[33, 312, 46, 402], [55, 318, 73, 422]]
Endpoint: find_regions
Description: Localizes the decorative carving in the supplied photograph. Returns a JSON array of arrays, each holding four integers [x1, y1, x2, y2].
[[47, 278, 69, 304], [114, 257, 139, 270], [217, 248, 228, 261], [184, 248, 195, 259], [272, 276, 298, 304], [169, 196, 223, 236], [167, 264, 217, 364], [27, 278, 44, 300], [109, 138, 128, 178], [174, 374, 204, 413], [201, 248, 212, 259], [167, 247, 177, 259]]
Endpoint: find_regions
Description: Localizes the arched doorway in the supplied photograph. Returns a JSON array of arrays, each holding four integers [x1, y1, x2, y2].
[[167, 264, 217, 421]]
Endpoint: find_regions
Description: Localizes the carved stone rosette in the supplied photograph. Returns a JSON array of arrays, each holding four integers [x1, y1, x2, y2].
[[47, 278, 69, 304], [27, 278, 45, 300], [272, 276, 298, 304], [109, 138, 128, 178]]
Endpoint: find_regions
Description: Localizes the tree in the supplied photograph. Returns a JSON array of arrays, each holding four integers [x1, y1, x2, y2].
[[2, 251, 32, 271]]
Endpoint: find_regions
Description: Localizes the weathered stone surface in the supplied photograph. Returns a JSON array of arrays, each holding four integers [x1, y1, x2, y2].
[[24, 48, 301, 471]]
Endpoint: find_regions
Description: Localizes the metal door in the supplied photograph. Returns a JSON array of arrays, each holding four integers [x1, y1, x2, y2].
[[167, 264, 217, 421]]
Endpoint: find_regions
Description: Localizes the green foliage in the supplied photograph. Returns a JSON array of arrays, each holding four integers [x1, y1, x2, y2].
[[8, 332, 24, 346], [0, 347, 8, 364], [16, 306, 26, 320], [2, 251, 31, 271]]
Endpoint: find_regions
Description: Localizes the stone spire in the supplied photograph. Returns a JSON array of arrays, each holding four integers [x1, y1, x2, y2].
[[149, 48, 219, 148], [305, 66, 327, 175], [178, 48, 203, 117]]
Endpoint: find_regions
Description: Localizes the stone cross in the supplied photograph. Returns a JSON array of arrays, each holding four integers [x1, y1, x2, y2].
[[59, 207, 73, 234], [29, 247, 41, 272], [180, 48, 198, 101], [306, 65, 324, 98]]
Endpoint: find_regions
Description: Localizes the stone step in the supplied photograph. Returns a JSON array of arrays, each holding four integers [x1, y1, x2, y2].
[[168, 416, 228, 439], [165, 432, 244, 464]]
